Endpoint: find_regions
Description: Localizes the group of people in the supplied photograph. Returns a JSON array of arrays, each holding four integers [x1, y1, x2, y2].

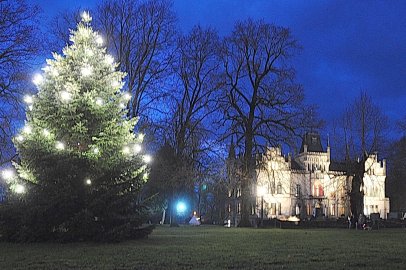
[[348, 214, 370, 230]]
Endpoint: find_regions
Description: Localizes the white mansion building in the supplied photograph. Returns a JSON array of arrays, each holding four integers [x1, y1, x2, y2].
[[226, 132, 390, 224]]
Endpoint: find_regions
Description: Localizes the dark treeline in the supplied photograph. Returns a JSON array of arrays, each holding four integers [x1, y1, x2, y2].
[[1, 0, 405, 227]]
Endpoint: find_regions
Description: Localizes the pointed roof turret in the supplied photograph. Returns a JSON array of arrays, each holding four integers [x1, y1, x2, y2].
[[300, 132, 324, 153]]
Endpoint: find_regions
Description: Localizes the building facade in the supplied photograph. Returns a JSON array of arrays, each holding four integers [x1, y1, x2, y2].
[[226, 132, 390, 225]]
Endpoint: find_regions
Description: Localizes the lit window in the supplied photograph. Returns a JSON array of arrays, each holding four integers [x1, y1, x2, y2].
[[277, 183, 282, 194]]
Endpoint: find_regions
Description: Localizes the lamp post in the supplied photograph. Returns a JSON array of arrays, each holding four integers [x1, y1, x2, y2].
[[257, 186, 267, 227]]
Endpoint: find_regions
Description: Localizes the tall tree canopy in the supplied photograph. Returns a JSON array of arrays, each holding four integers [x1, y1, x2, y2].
[[219, 19, 313, 226]]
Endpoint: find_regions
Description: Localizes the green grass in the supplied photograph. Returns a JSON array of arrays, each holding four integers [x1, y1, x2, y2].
[[1, 225, 405, 269]]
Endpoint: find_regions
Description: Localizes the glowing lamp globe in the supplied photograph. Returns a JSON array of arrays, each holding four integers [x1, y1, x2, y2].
[[176, 201, 187, 215]]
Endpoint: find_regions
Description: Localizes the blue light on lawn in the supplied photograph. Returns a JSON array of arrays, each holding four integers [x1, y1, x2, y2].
[[176, 201, 187, 215]]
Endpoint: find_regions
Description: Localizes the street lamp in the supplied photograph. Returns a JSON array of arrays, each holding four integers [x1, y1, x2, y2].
[[257, 185, 267, 227]]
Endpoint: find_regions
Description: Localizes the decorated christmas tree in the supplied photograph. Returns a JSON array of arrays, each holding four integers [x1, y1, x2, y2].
[[0, 12, 153, 242]]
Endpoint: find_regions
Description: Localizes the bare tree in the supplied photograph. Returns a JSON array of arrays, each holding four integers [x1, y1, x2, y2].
[[0, 0, 41, 165], [96, 0, 177, 119], [168, 25, 222, 159], [153, 25, 222, 225], [219, 19, 313, 227], [340, 91, 388, 219]]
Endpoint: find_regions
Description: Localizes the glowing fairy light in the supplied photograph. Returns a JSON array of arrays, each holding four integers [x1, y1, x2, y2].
[[85, 48, 94, 57], [138, 133, 145, 141], [93, 147, 99, 154], [16, 135, 24, 142], [143, 155, 152, 163], [43, 129, 50, 137], [112, 80, 120, 88], [105, 55, 114, 65], [14, 184, 25, 194], [133, 144, 142, 154], [81, 65, 92, 77], [95, 97, 104, 106], [85, 178, 92, 185], [123, 92, 131, 100], [1, 169, 15, 181], [28, 105, 33, 111], [60, 91, 72, 102], [32, 74, 44, 85], [95, 35, 103, 46], [81, 11, 92, 22], [23, 125, 32, 134], [119, 103, 126, 109], [24, 95, 33, 104], [56, 141, 65, 150], [122, 146, 130, 155]]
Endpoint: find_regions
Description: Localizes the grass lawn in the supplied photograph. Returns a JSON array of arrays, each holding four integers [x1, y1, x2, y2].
[[1, 225, 405, 269]]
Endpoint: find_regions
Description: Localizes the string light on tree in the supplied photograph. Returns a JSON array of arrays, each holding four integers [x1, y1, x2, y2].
[[1, 169, 15, 181], [55, 141, 65, 150], [85, 178, 92, 185], [133, 144, 142, 154], [24, 95, 33, 104], [81, 11, 92, 22], [122, 146, 131, 155], [23, 125, 32, 134], [123, 92, 131, 100], [95, 97, 103, 106], [32, 74, 43, 85], [119, 103, 126, 109], [143, 155, 152, 163], [14, 184, 25, 194], [42, 129, 50, 137], [60, 91, 72, 102], [15, 135, 24, 142], [81, 65, 93, 77], [96, 35, 103, 46], [93, 147, 99, 154], [105, 55, 114, 65]]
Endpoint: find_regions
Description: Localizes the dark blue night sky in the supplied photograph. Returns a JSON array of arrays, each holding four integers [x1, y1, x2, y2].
[[33, 0, 406, 131]]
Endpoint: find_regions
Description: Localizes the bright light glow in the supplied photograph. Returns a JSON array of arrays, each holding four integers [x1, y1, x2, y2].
[[24, 95, 33, 104], [95, 97, 103, 106], [2, 169, 14, 180], [176, 201, 187, 214], [14, 184, 25, 194], [133, 144, 142, 153], [28, 105, 33, 111], [60, 91, 72, 102], [42, 129, 50, 137], [138, 133, 145, 141], [85, 178, 92, 185], [119, 103, 126, 109], [93, 147, 99, 154], [56, 141, 65, 150], [16, 135, 24, 142], [112, 80, 120, 88], [96, 35, 103, 46], [23, 125, 32, 134], [32, 74, 43, 85], [143, 155, 152, 163], [81, 11, 92, 22], [123, 92, 131, 100], [85, 48, 94, 57], [122, 146, 130, 155], [51, 68, 59, 77], [105, 55, 114, 65], [81, 65, 92, 77], [257, 185, 267, 197]]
